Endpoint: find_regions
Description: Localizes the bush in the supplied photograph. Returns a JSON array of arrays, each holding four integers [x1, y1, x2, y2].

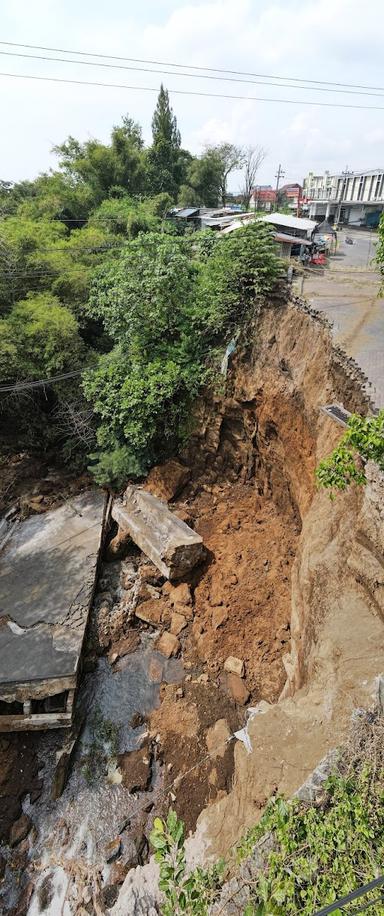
[[83, 224, 281, 486], [316, 411, 384, 493]]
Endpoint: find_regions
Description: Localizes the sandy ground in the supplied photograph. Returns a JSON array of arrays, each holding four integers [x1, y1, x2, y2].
[[299, 229, 384, 407]]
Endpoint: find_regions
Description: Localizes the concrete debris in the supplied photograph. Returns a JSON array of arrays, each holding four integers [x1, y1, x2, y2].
[[112, 486, 205, 580], [0, 489, 106, 731]]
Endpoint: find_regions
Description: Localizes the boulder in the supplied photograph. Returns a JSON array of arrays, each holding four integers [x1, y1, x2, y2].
[[156, 632, 180, 658], [145, 460, 191, 502], [224, 656, 245, 678], [112, 487, 205, 580], [135, 599, 164, 626], [169, 582, 192, 608], [206, 719, 231, 758], [227, 673, 250, 705], [170, 613, 188, 636], [9, 814, 32, 848], [117, 745, 152, 793]]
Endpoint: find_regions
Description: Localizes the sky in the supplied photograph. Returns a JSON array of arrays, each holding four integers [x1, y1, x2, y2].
[[1, 0, 384, 191]]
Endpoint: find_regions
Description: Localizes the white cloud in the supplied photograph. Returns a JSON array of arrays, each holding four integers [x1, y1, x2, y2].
[[1, 0, 384, 183]]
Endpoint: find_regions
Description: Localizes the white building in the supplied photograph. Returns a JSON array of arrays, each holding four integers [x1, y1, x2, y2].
[[302, 168, 384, 227]]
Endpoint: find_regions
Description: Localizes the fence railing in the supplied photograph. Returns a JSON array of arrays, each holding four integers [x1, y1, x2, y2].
[[314, 876, 384, 914]]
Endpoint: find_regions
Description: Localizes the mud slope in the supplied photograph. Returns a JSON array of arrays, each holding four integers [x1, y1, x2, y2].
[[184, 298, 384, 858]]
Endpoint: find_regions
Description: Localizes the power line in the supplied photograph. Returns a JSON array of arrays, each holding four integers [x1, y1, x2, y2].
[[0, 367, 94, 393], [1, 48, 384, 98], [2, 71, 384, 111], [0, 240, 129, 253], [1, 39, 384, 94]]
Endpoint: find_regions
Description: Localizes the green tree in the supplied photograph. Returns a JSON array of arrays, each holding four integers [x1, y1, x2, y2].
[[0, 292, 85, 381], [147, 85, 182, 198], [203, 143, 246, 206], [83, 223, 280, 486], [180, 150, 223, 207]]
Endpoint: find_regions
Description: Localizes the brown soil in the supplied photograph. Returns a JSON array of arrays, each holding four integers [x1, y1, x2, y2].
[[150, 681, 239, 835], [0, 734, 41, 843], [177, 481, 298, 702], [0, 451, 92, 516]]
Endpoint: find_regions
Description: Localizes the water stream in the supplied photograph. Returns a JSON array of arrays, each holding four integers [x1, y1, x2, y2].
[[0, 556, 183, 915]]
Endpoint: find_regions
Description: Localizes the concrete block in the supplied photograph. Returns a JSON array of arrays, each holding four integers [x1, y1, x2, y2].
[[112, 486, 205, 580]]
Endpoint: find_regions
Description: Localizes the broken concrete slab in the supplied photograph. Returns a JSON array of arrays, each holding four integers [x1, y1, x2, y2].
[[112, 486, 205, 580], [0, 489, 106, 731]]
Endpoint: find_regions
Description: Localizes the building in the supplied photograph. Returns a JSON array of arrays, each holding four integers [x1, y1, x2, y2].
[[278, 183, 303, 213], [260, 212, 319, 240], [221, 214, 313, 258], [303, 169, 384, 227], [250, 186, 277, 211]]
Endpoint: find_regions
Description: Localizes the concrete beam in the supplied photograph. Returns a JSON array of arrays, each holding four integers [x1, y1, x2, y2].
[[112, 486, 206, 580]]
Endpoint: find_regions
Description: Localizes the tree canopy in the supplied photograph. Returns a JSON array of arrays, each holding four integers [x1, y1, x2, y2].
[[0, 87, 274, 482]]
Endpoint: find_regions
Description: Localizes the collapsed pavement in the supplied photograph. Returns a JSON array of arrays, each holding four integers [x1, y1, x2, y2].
[[0, 490, 106, 731]]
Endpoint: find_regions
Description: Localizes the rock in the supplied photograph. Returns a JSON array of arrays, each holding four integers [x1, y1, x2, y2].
[[112, 487, 205, 580], [169, 582, 192, 608], [105, 837, 122, 863], [9, 814, 32, 847], [135, 599, 164, 626], [228, 573, 238, 585], [156, 632, 180, 658], [209, 767, 218, 786], [147, 655, 164, 683], [224, 656, 245, 678], [0, 853, 6, 880], [209, 579, 224, 607], [170, 612, 188, 636], [227, 673, 250, 705], [102, 884, 120, 908], [206, 719, 231, 758], [117, 745, 152, 793], [129, 712, 145, 729], [105, 529, 133, 561], [162, 581, 173, 597], [145, 459, 191, 502], [212, 606, 228, 629], [176, 687, 184, 699], [139, 563, 162, 584], [173, 508, 194, 528], [109, 632, 140, 664]]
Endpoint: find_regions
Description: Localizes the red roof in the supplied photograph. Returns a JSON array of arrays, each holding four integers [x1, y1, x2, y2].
[[251, 187, 276, 202]]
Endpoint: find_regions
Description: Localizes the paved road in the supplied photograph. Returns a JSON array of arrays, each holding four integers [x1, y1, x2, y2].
[[300, 229, 384, 408]]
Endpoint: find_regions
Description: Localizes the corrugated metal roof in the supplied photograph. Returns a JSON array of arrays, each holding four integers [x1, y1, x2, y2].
[[261, 212, 318, 232], [174, 208, 200, 218]]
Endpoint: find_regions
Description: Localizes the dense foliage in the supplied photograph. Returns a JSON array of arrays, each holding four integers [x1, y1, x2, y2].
[[83, 222, 280, 486], [316, 411, 384, 492], [0, 86, 273, 480]]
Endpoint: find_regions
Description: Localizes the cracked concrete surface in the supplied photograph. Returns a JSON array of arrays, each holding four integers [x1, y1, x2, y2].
[[0, 489, 105, 697]]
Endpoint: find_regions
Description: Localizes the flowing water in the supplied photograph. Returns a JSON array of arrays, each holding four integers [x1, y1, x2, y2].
[[0, 556, 183, 915]]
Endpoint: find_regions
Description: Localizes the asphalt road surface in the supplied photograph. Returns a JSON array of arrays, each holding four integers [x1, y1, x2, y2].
[[301, 229, 384, 409]]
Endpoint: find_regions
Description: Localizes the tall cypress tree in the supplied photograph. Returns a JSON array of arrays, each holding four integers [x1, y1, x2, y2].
[[148, 85, 182, 199]]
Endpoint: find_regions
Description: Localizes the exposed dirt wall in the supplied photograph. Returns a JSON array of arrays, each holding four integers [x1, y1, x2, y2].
[[184, 298, 384, 857]]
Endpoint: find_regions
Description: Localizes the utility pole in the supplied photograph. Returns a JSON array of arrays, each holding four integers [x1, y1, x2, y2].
[[275, 163, 285, 205], [335, 165, 351, 227]]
